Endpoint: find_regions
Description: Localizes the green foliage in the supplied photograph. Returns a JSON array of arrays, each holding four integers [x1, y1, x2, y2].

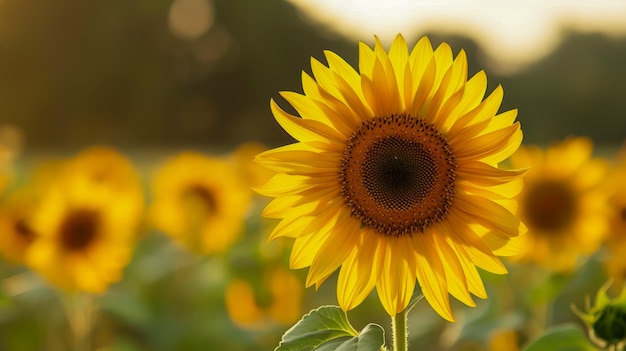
[[522, 324, 596, 351], [276, 306, 385, 351]]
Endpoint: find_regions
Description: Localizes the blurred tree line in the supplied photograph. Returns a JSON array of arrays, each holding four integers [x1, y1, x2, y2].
[[0, 0, 624, 151]]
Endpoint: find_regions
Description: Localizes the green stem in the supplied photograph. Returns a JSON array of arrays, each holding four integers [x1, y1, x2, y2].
[[392, 307, 408, 351], [61, 292, 94, 351], [391, 294, 423, 351]]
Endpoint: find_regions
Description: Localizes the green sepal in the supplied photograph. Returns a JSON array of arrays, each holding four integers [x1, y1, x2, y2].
[[275, 306, 386, 351]]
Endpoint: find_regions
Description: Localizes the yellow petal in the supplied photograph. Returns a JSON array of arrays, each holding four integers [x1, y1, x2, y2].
[[453, 122, 523, 164], [447, 85, 504, 138], [446, 211, 508, 274], [270, 98, 344, 145], [413, 233, 454, 321], [358, 40, 376, 78], [306, 215, 360, 287], [443, 70, 488, 124], [388, 34, 410, 108], [428, 50, 469, 129], [432, 233, 475, 307], [455, 192, 526, 237], [253, 173, 315, 197], [444, 234, 487, 298], [376, 235, 417, 316], [337, 229, 380, 311], [457, 161, 527, 185], [268, 216, 313, 241]]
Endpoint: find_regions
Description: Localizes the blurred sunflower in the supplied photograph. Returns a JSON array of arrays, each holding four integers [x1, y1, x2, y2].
[[225, 267, 302, 329], [149, 152, 251, 254], [509, 137, 608, 272], [255, 34, 526, 320], [25, 147, 144, 293]]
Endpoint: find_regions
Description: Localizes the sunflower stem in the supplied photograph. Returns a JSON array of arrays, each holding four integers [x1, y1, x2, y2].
[[392, 307, 408, 351], [62, 292, 94, 351]]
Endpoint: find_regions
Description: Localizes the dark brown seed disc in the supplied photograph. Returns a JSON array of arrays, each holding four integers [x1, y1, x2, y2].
[[523, 180, 577, 231], [182, 184, 217, 214], [339, 113, 457, 236], [59, 209, 100, 251]]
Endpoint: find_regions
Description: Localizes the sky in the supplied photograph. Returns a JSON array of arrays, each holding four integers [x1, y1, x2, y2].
[[289, 0, 626, 74]]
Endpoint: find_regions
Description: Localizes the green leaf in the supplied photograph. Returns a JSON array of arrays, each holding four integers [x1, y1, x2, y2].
[[523, 324, 597, 351], [276, 306, 386, 351]]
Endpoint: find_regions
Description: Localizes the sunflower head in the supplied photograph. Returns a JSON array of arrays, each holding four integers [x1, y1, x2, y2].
[[573, 281, 626, 348], [509, 137, 609, 272], [149, 152, 251, 254], [25, 147, 144, 293], [256, 34, 525, 321]]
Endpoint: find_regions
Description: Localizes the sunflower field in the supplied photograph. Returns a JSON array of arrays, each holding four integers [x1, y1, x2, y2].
[[1, 1, 626, 351]]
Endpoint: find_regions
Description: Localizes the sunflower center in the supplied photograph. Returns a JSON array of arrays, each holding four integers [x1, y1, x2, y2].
[[182, 184, 217, 216], [364, 137, 437, 209], [59, 209, 100, 251], [523, 180, 577, 231], [340, 113, 457, 237]]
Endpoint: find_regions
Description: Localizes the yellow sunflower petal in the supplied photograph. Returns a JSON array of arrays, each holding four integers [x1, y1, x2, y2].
[[446, 211, 508, 274], [429, 50, 468, 129], [453, 122, 523, 164], [444, 234, 488, 298], [448, 85, 504, 139], [432, 233, 475, 307], [413, 233, 454, 321], [270, 98, 345, 145], [387, 34, 410, 108], [376, 235, 417, 316], [337, 230, 380, 311], [455, 193, 526, 237], [457, 161, 527, 185], [306, 215, 360, 287]]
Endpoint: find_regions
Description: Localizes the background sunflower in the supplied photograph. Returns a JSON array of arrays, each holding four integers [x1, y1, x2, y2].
[[149, 151, 251, 254], [508, 137, 609, 272], [25, 148, 144, 293]]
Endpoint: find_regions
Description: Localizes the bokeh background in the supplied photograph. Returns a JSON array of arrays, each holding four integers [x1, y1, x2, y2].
[[0, 0, 625, 350], [1, 0, 625, 151]]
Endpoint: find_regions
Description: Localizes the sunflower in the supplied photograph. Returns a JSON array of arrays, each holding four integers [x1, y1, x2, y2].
[[255, 34, 526, 321], [508, 137, 609, 272], [149, 152, 251, 254], [25, 147, 144, 292]]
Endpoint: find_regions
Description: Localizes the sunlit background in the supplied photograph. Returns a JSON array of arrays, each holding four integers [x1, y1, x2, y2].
[[1, 0, 625, 152], [0, 0, 625, 350]]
